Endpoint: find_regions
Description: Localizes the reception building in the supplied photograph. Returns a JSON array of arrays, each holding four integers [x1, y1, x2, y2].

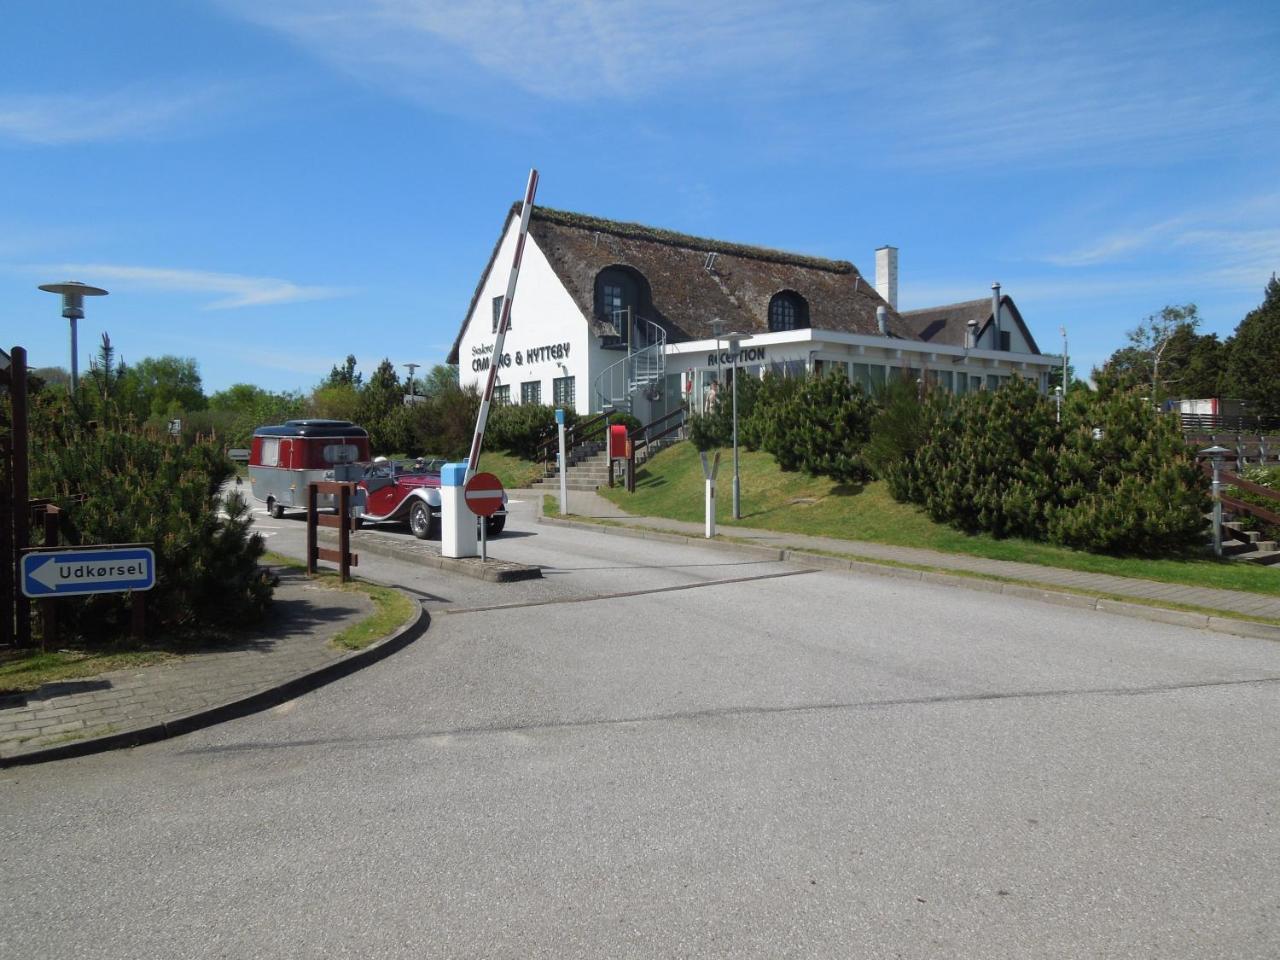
[[448, 205, 1062, 422]]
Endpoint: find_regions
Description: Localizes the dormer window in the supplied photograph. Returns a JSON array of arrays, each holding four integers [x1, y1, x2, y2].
[[768, 291, 809, 332], [594, 266, 652, 346]]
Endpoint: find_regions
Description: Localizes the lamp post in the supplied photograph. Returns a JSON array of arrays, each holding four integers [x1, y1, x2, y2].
[[38, 280, 108, 393], [1199, 445, 1230, 557], [403, 362, 420, 401], [1054, 385, 1063, 424], [723, 331, 750, 520], [1059, 325, 1069, 393]]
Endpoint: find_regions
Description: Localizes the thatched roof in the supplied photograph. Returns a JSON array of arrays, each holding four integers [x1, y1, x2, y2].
[[449, 204, 908, 363], [899, 295, 1041, 353]]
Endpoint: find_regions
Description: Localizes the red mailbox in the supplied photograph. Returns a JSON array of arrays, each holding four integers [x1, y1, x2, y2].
[[609, 424, 629, 459]]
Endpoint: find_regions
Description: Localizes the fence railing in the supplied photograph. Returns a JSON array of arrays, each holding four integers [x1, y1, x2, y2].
[[535, 411, 613, 477]]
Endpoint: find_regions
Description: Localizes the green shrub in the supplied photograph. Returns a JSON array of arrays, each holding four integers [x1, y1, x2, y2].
[[913, 377, 1060, 538], [1046, 392, 1207, 554], [748, 370, 874, 483], [23, 395, 273, 645], [742, 371, 803, 453], [865, 378, 928, 499], [484, 403, 584, 459]]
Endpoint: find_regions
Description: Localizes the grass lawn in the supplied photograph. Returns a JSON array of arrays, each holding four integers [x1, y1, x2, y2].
[[474, 450, 545, 491], [598, 441, 1280, 597], [0, 650, 176, 695]]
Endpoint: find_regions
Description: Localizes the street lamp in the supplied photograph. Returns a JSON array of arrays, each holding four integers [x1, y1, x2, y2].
[[403, 362, 420, 401], [38, 280, 108, 393], [1199, 445, 1230, 558], [1054, 385, 1063, 424], [723, 331, 750, 520]]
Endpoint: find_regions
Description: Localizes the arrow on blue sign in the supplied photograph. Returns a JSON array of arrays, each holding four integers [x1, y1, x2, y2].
[[21, 547, 156, 598]]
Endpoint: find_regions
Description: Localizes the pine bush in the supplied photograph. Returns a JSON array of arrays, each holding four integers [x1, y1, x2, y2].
[[25, 395, 273, 645]]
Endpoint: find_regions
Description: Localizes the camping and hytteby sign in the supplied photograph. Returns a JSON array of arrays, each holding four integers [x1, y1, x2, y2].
[[21, 546, 156, 598]]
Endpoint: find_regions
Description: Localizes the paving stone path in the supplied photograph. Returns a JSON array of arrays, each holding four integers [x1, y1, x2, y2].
[[0, 569, 372, 761]]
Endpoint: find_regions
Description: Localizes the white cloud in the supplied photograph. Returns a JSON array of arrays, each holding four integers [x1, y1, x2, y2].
[[217, 0, 1279, 167], [0, 85, 232, 145], [36, 263, 350, 309]]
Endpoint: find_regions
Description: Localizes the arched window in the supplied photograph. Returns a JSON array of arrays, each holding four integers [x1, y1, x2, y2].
[[595, 267, 643, 321], [768, 291, 809, 332], [594, 266, 651, 345]]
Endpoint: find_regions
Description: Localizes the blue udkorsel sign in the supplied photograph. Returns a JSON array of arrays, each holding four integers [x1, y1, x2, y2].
[[21, 547, 156, 598]]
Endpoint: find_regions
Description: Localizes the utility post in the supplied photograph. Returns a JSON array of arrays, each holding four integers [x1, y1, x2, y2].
[[1200, 445, 1230, 557]]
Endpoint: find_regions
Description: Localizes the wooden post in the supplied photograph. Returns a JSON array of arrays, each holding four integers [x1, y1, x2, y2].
[[11, 346, 31, 647], [338, 483, 351, 583], [131, 591, 146, 642], [306, 482, 318, 575], [0, 435, 12, 647], [40, 505, 59, 650]]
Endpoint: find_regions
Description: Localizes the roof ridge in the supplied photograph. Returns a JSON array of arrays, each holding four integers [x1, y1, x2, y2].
[[900, 297, 993, 315], [520, 203, 855, 274]]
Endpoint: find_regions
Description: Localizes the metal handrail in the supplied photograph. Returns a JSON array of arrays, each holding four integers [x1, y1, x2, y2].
[[536, 411, 613, 474], [592, 313, 667, 412]]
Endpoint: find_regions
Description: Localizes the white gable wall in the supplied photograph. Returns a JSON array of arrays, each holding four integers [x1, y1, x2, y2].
[[458, 224, 593, 412]]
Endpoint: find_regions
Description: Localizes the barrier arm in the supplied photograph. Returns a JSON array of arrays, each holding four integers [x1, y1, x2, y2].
[[466, 168, 540, 478]]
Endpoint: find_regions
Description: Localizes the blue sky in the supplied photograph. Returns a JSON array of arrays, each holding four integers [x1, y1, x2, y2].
[[3, 0, 1277, 393]]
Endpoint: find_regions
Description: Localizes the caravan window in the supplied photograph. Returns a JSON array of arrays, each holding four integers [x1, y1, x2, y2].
[[260, 438, 281, 467]]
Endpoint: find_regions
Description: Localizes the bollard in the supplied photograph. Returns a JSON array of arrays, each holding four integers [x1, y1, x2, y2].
[[700, 451, 721, 539]]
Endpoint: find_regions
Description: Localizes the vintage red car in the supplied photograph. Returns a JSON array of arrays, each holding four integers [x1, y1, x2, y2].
[[357, 457, 507, 539]]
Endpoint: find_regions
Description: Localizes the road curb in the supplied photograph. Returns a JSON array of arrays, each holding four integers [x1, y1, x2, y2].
[[537, 514, 1280, 643], [0, 598, 430, 768], [316, 527, 542, 582]]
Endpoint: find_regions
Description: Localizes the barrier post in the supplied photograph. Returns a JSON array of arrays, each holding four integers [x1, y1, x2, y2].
[[556, 409, 568, 516], [440, 462, 477, 558], [700, 451, 721, 539]]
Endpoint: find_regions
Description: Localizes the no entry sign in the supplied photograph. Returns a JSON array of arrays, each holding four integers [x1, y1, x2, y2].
[[464, 472, 505, 518]]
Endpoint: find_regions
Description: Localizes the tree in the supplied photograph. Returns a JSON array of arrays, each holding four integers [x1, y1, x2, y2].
[[118, 355, 207, 418], [1222, 275, 1280, 418], [1093, 304, 1200, 402], [420, 363, 460, 398], [84, 333, 127, 412], [1159, 323, 1225, 399], [323, 354, 363, 390], [356, 359, 408, 452]]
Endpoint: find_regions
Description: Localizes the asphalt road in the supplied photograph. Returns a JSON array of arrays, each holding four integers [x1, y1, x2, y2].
[[3, 496, 1278, 958]]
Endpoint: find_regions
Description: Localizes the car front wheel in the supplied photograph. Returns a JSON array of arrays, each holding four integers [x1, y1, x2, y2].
[[409, 501, 435, 540]]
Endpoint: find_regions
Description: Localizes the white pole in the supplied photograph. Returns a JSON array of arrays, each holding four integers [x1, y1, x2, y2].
[[467, 168, 539, 478], [557, 410, 568, 516], [731, 351, 740, 520], [705, 478, 716, 538]]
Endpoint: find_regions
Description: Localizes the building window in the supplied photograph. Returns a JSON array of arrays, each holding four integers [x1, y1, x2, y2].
[[521, 380, 541, 405], [553, 375, 575, 409], [768, 291, 809, 332], [494, 384, 511, 406], [594, 267, 650, 345], [491, 295, 509, 334]]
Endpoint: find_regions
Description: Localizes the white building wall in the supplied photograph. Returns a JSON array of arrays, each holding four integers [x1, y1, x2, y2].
[[458, 226, 592, 412]]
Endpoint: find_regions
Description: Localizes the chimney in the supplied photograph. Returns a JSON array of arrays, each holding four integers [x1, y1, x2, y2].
[[965, 317, 979, 349], [991, 282, 1002, 350], [876, 305, 888, 336], [875, 246, 898, 310]]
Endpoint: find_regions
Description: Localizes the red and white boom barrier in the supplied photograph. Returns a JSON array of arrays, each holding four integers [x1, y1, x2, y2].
[[467, 167, 540, 477]]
